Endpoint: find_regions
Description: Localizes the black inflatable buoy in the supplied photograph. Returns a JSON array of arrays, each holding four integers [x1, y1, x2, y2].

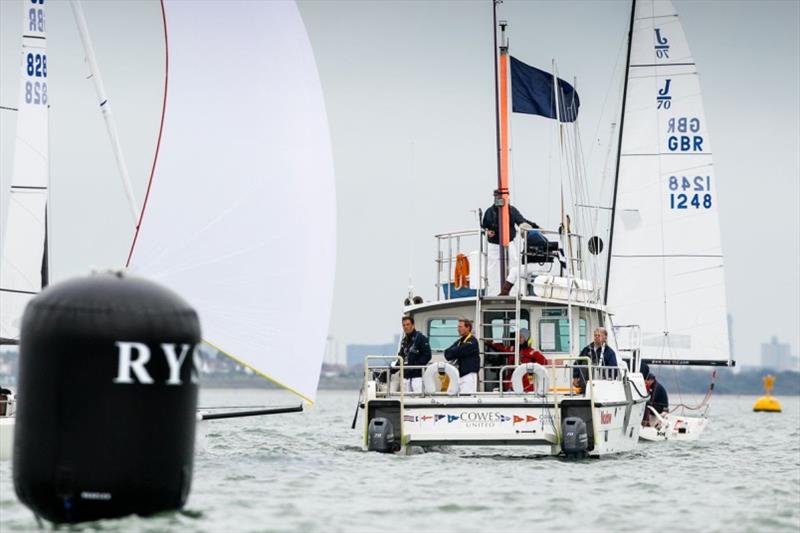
[[13, 272, 201, 523]]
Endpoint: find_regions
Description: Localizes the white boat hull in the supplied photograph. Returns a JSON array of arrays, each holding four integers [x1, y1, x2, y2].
[[364, 376, 649, 458], [0, 417, 13, 460], [639, 410, 708, 442]]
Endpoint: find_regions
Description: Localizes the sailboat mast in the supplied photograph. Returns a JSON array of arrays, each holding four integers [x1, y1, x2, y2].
[[492, 0, 511, 285], [603, 0, 637, 304], [69, 0, 140, 225]]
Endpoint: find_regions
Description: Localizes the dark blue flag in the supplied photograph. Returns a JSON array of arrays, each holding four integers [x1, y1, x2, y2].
[[510, 56, 580, 122]]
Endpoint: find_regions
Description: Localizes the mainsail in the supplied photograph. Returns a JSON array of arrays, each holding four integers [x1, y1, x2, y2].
[[127, 1, 337, 401], [0, 0, 49, 344], [607, 0, 731, 366]]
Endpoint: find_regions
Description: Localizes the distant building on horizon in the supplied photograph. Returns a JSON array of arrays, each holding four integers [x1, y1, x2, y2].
[[346, 335, 400, 368], [760, 336, 799, 372]]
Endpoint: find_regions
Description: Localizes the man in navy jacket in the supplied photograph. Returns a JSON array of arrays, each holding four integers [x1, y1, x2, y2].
[[572, 327, 618, 390], [396, 316, 431, 393], [444, 319, 480, 393]]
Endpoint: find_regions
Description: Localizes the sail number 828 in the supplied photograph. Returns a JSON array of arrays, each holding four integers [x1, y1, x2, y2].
[[668, 175, 712, 210]]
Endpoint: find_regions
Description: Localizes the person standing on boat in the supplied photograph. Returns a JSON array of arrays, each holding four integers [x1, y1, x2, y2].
[[644, 373, 669, 425], [396, 316, 431, 393], [444, 319, 480, 393], [481, 194, 538, 295], [572, 327, 618, 390], [487, 328, 548, 391]]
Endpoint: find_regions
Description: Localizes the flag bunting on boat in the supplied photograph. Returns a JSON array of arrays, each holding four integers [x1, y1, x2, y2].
[[510, 56, 579, 122]]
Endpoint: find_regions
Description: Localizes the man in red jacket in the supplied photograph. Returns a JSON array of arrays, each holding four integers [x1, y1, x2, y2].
[[487, 328, 548, 392]]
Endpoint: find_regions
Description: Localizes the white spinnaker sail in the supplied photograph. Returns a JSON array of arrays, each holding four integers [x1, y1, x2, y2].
[[607, 0, 730, 365], [0, 0, 49, 343], [127, 1, 336, 402]]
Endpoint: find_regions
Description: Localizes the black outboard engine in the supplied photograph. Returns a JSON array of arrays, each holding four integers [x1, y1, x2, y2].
[[13, 273, 201, 523], [561, 417, 589, 459], [367, 417, 399, 453], [524, 230, 559, 264]]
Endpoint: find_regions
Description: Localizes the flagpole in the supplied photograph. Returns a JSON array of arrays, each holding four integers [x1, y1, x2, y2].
[[492, 1, 512, 289], [492, 0, 510, 287]]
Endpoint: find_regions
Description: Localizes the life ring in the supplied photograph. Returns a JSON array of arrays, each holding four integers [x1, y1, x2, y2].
[[422, 362, 460, 395], [453, 254, 470, 290], [510, 363, 549, 396]]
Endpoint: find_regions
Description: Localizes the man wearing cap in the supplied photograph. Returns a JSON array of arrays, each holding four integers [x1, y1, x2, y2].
[[644, 373, 669, 425], [572, 327, 618, 390], [444, 318, 480, 393]]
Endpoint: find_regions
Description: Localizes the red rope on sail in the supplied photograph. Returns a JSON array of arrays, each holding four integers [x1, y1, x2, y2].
[[126, 0, 168, 267]]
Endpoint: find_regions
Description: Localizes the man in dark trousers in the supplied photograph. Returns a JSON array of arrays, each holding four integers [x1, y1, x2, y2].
[[396, 316, 431, 393], [644, 373, 670, 425], [444, 318, 480, 393], [572, 327, 618, 390]]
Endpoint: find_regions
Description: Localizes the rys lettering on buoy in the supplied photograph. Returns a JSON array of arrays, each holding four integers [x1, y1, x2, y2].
[[113, 341, 201, 385]]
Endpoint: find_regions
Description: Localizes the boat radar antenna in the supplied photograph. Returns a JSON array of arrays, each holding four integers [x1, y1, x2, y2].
[[493, 0, 512, 287]]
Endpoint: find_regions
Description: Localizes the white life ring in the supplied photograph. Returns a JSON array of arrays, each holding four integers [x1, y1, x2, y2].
[[510, 363, 549, 396], [422, 362, 460, 395]]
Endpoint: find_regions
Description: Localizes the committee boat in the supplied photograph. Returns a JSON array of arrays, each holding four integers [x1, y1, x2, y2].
[[358, 1, 656, 458]]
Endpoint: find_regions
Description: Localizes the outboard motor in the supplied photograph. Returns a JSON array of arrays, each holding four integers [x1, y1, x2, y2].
[[561, 417, 589, 459], [13, 272, 201, 523], [367, 417, 399, 453]]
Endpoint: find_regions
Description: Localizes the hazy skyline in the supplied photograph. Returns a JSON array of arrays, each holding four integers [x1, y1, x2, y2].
[[1, 0, 798, 367]]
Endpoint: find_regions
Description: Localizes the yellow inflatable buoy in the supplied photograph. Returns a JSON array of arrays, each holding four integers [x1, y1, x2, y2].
[[753, 375, 782, 413]]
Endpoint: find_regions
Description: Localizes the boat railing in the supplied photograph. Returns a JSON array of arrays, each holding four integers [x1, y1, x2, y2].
[[0, 397, 15, 417], [612, 324, 643, 373], [434, 229, 487, 302], [433, 226, 594, 302], [365, 355, 623, 400]]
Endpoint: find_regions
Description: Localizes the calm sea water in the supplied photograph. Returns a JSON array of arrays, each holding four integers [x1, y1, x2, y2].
[[1, 390, 798, 532]]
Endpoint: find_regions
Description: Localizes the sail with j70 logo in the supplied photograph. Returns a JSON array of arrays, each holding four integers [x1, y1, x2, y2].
[[0, 0, 49, 344], [606, 0, 731, 366], [126, 1, 337, 402]]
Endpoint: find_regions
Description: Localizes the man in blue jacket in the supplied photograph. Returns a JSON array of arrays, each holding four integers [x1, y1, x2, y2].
[[645, 373, 669, 418], [396, 316, 431, 393], [572, 327, 618, 390], [444, 318, 480, 393]]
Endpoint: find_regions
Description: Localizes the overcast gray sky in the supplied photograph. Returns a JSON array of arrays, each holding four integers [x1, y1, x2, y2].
[[1, 0, 798, 367]]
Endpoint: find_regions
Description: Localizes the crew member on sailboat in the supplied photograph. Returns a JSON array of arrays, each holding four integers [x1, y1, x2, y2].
[[573, 327, 618, 389], [443, 319, 480, 393], [644, 374, 669, 425]]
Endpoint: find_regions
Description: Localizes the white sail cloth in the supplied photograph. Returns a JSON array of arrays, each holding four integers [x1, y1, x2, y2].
[[607, 0, 730, 365], [0, 1, 49, 342], [128, 1, 336, 401]]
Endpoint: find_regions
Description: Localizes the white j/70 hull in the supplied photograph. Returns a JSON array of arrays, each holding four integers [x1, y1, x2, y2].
[[639, 411, 708, 442]]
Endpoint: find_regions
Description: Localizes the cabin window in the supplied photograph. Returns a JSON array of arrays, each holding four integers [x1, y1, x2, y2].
[[428, 318, 460, 351], [483, 310, 530, 344], [538, 317, 586, 352]]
